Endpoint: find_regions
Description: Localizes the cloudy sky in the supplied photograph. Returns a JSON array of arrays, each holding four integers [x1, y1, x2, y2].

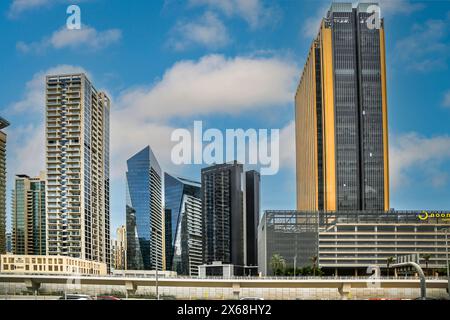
[[1, 0, 450, 237]]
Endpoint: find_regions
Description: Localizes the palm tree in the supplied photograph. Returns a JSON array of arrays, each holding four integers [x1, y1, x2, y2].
[[422, 254, 432, 276], [386, 256, 395, 277], [310, 255, 318, 277], [270, 254, 286, 276]]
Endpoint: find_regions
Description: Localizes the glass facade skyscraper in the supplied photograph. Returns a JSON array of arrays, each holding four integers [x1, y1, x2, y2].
[[164, 174, 202, 275], [12, 173, 46, 255], [0, 117, 9, 254], [295, 2, 389, 212], [201, 161, 244, 267], [245, 170, 260, 267], [126, 146, 164, 271]]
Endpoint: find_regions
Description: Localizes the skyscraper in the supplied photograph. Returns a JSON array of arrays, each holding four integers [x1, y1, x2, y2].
[[0, 117, 9, 254], [295, 2, 389, 212], [164, 174, 202, 275], [201, 161, 244, 267], [45, 74, 111, 268], [245, 170, 260, 267], [5, 233, 12, 253], [12, 173, 46, 255], [114, 225, 127, 270], [126, 146, 164, 271]]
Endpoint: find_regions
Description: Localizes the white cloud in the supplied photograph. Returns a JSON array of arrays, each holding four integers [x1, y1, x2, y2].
[[9, 0, 53, 17], [109, 119, 180, 180], [302, 2, 329, 39], [7, 124, 45, 179], [390, 133, 450, 190], [442, 90, 450, 108], [17, 25, 122, 53], [116, 54, 298, 121], [112, 53, 297, 176], [6, 53, 297, 182], [8, 65, 88, 113], [395, 14, 450, 71], [8, 0, 91, 18], [168, 12, 230, 51], [189, 0, 279, 29]]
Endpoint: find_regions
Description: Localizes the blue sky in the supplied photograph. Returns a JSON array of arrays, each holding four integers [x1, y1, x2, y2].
[[1, 0, 450, 238]]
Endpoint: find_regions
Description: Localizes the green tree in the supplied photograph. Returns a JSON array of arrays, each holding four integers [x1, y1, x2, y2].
[[270, 254, 286, 276], [386, 256, 395, 277]]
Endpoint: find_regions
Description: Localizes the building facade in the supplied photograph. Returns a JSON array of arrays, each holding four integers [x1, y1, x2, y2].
[[45, 74, 111, 268], [12, 173, 46, 255], [258, 211, 319, 276], [5, 233, 11, 253], [295, 2, 389, 212], [245, 170, 260, 267], [258, 210, 450, 276], [0, 117, 9, 254], [201, 161, 244, 267], [1, 254, 107, 275], [113, 225, 127, 270], [318, 210, 450, 276], [126, 146, 164, 271], [164, 174, 202, 276]]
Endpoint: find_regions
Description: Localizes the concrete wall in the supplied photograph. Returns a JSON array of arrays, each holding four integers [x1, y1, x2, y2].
[[0, 282, 447, 300]]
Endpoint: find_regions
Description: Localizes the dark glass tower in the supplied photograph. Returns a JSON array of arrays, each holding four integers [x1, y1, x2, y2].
[[0, 117, 9, 254], [295, 2, 389, 212], [125, 146, 164, 270], [245, 170, 260, 267], [164, 174, 202, 275], [201, 161, 244, 267]]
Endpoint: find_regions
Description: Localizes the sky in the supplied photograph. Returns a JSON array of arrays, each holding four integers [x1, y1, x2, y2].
[[1, 0, 450, 238]]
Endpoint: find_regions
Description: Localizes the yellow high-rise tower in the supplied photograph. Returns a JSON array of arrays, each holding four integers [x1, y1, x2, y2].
[[296, 3, 389, 212]]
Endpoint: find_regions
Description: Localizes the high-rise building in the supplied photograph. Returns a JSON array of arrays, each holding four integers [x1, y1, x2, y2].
[[114, 225, 127, 270], [245, 170, 260, 267], [0, 117, 9, 254], [11, 173, 46, 255], [201, 161, 244, 267], [295, 2, 389, 212], [5, 233, 12, 253], [126, 146, 164, 271], [45, 74, 111, 268], [164, 174, 202, 275]]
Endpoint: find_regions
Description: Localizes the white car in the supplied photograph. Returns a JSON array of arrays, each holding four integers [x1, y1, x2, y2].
[[59, 294, 93, 300]]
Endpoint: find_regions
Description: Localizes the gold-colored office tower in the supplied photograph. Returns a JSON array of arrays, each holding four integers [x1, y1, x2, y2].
[[296, 3, 389, 212]]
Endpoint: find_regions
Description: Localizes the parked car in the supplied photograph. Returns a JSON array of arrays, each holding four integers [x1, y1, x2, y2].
[[59, 294, 93, 300], [96, 296, 121, 300]]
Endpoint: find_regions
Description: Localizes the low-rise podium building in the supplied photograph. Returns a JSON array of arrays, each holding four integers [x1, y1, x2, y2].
[[0, 254, 107, 275]]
